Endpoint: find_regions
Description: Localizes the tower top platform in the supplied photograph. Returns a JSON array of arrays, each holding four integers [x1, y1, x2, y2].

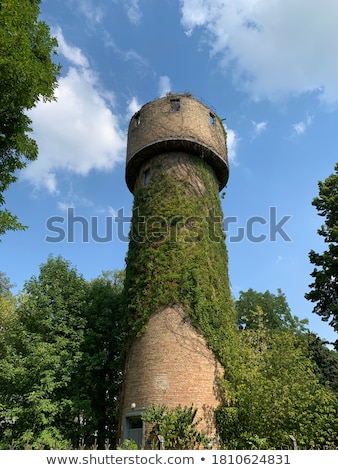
[[125, 93, 229, 193]]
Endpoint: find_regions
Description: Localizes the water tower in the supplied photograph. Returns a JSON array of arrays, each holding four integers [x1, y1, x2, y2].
[[120, 93, 233, 448]]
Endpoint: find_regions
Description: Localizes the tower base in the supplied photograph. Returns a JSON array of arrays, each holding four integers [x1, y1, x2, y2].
[[119, 305, 224, 449]]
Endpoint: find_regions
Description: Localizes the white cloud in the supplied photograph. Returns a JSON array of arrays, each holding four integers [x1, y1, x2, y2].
[[57, 201, 72, 213], [24, 29, 126, 193], [252, 120, 267, 137], [124, 0, 142, 25], [101, 32, 150, 76], [293, 121, 306, 135], [55, 28, 89, 68], [180, 0, 338, 105], [159, 76, 172, 97], [78, 0, 104, 25], [292, 115, 313, 135], [225, 127, 239, 166], [127, 96, 142, 117], [107, 206, 119, 218]]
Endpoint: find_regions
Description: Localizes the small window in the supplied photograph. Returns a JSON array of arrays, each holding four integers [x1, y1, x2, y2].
[[170, 98, 180, 112], [135, 111, 141, 126], [210, 113, 215, 126], [128, 416, 143, 429], [143, 167, 151, 185]]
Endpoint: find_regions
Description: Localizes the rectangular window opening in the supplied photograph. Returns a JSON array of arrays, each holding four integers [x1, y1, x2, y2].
[[135, 112, 141, 126], [170, 98, 180, 112], [210, 113, 216, 126], [128, 416, 143, 429], [143, 167, 151, 185]]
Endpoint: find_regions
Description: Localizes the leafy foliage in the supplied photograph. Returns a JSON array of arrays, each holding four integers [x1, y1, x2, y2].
[[307, 333, 338, 393], [216, 307, 338, 449], [70, 270, 127, 449], [235, 288, 308, 332], [305, 162, 338, 349], [142, 403, 210, 449], [117, 439, 138, 450], [0, 0, 60, 236], [0, 258, 126, 449], [0, 256, 87, 449], [236, 288, 338, 395], [0, 271, 14, 297]]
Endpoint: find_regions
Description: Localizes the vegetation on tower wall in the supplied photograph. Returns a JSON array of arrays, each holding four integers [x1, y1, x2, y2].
[[122, 153, 237, 364]]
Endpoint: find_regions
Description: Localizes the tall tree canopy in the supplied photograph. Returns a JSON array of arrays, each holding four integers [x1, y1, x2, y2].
[[0, 256, 88, 449], [235, 288, 338, 394], [71, 270, 126, 449], [305, 163, 338, 350], [0, 0, 60, 236], [235, 288, 308, 333], [0, 259, 127, 449], [307, 333, 338, 394], [216, 307, 338, 450]]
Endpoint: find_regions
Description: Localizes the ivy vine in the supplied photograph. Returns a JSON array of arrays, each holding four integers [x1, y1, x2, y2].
[[123, 153, 236, 364]]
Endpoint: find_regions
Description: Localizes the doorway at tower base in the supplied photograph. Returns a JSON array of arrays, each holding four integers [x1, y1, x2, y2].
[[120, 305, 224, 448]]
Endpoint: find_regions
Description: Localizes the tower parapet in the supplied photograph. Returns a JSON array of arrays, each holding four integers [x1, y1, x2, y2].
[[126, 93, 229, 193]]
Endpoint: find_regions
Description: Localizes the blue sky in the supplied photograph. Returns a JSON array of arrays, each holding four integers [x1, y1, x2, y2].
[[2, 0, 338, 345]]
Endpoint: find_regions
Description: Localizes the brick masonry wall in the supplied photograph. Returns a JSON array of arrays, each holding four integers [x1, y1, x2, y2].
[[120, 305, 224, 442]]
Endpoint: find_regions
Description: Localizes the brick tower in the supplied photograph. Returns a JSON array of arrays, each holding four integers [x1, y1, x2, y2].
[[120, 93, 233, 448]]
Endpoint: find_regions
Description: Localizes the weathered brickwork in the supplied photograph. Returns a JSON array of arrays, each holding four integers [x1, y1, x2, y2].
[[126, 94, 229, 192], [120, 306, 223, 442]]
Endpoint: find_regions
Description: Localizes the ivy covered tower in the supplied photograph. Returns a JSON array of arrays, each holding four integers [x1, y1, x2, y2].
[[120, 93, 234, 448]]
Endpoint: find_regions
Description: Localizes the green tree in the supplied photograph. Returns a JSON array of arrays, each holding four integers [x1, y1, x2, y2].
[[70, 270, 126, 449], [307, 333, 338, 394], [0, 256, 87, 449], [0, 0, 60, 236], [0, 275, 19, 381], [0, 272, 14, 297], [235, 288, 308, 332], [216, 308, 338, 449], [305, 163, 338, 350], [0, 262, 128, 449], [0, 285, 24, 446], [235, 288, 338, 395]]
